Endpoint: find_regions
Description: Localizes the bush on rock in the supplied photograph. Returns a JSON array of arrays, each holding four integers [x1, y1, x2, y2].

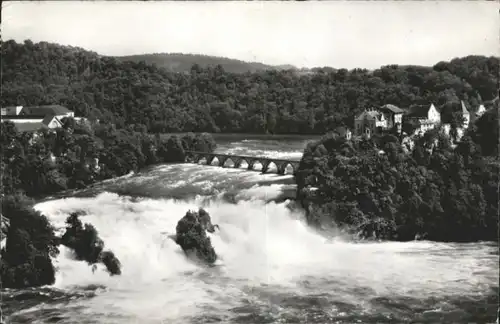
[[61, 212, 121, 276], [175, 208, 218, 265], [0, 194, 59, 288]]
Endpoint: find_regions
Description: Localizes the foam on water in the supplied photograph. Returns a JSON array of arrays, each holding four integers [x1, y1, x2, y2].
[[32, 187, 498, 323], [7, 138, 499, 323]]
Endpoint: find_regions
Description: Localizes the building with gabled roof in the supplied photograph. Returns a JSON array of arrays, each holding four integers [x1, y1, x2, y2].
[[379, 104, 405, 133], [379, 104, 405, 114], [13, 122, 50, 133], [2, 114, 63, 133], [405, 103, 441, 135], [0, 106, 23, 116], [354, 108, 387, 138], [354, 103, 406, 137], [1, 104, 73, 134], [20, 105, 74, 118]]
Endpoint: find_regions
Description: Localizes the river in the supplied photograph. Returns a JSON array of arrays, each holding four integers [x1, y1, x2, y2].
[[2, 135, 498, 324]]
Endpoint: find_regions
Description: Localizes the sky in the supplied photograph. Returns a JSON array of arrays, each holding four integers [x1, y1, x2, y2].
[[2, 1, 498, 69]]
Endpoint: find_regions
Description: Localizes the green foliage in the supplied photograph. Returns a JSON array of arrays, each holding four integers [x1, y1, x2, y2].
[[0, 119, 215, 287], [114, 53, 289, 74], [0, 194, 58, 288], [0, 119, 216, 197], [2, 40, 498, 135], [61, 212, 104, 263], [297, 125, 499, 242], [175, 209, 218, 265], [60, 212, 121, 276]]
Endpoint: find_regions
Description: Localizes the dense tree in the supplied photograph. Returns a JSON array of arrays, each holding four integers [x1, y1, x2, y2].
[[296, 114, 499, 242], [2, 40, 498, 135], [0, 195, 58, 288], [0, 119, 216, 197], [0, 119, 215, 288], [61, 212, 121, 276]]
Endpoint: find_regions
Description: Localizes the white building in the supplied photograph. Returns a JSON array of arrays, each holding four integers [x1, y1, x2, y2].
[[0, 106, 23, 116], [378, 104, 405, 133], [354, 109, 387, 138], [405, 103, 441, 135], [475, 104, 486, 118], [1, 104, 73, 133]]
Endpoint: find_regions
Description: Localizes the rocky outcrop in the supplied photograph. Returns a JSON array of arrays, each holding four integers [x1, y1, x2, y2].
[[61, 212, 121, 276], [175, 208, 218, 265]]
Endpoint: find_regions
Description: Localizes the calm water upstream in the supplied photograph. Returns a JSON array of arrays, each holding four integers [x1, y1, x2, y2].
[[2, 135, 498, 324]]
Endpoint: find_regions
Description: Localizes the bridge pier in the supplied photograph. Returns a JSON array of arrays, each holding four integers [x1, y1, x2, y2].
[[206, 155, 215, 165], [247, 160, 255, 171], [277, 162, 286, 175], [261, 160, 270, 174]]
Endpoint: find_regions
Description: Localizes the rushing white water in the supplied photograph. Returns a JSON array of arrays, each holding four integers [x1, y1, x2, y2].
[[5, 136, 499, 324]]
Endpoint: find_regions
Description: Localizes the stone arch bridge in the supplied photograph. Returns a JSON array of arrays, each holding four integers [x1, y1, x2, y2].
[[185, 151, 299, 175]]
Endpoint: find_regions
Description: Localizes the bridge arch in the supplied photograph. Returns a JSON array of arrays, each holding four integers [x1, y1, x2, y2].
[[278, 162, 297, 175], [234, 158, 248, 169], [262, 161, 278, 174], [222, 157, 235, 167], [184, 151, 297, 176], [248, 159, 262, 171], [197, 156, 208, 165], [209, 156, 220, 166]]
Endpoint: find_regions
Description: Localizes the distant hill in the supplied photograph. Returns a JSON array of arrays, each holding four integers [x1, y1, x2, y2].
[[113, 53, 298, 73], [2, 39, 498, 136]]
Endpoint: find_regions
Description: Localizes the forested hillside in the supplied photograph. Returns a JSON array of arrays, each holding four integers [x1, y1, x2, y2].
[[114, 53, 293, 73], [296, 107, 499, 242], [2, 39, 498, 134]]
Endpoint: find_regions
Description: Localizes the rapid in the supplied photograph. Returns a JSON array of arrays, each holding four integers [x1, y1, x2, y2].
[[2, 135, 498, 324]]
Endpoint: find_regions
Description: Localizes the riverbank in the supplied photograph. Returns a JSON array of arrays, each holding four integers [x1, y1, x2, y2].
[[295, 127, 499, 243], [0, 120, 217, 289], [6, 162, 499, 324]]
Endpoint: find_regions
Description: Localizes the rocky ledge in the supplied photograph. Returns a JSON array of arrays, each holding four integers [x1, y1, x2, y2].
[[174, 208, 219, 265], [61, 212, 121, 276]]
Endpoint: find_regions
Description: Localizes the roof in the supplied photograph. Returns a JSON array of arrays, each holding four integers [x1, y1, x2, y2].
[[379, 104, 405, 114], [406, 104, 438, 118], [2, 115, 46, 120], [42, 115, 62, 126], [20, 105, 72, 116], [355, 110, 382, 120], [460, 101, 469, 115], [333, 126, 350, 136], [13, 122, 49, 133]]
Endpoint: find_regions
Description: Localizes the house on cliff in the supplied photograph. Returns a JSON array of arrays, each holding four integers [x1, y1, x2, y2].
[[354, 109, 387, 138], [405, 103, 441, 135], [333, 126, 352, 140], [1, 104, 75, 134], [379, 104, 405, 133], [354, 104, 405, 138]]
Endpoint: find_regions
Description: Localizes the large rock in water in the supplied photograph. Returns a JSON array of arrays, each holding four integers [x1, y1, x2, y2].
[[61, 212, 121, 276], [175, 208, 218, 265]]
